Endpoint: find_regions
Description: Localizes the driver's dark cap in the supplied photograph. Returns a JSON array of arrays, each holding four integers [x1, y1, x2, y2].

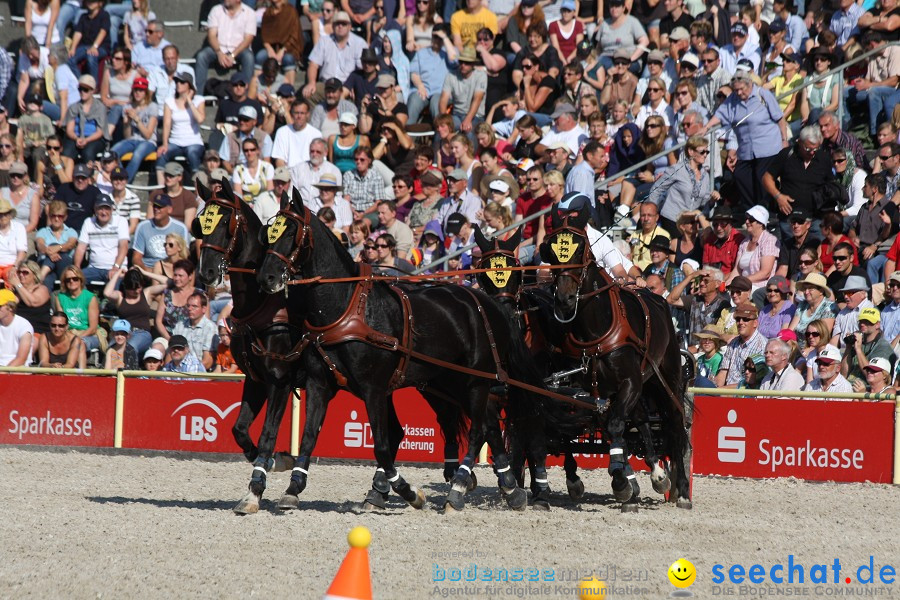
[[556, 191, 592, 216], [444, 212, 467, 236], [152, 194, 172, 208]]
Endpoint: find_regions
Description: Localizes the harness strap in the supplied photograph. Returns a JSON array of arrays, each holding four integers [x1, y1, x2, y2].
[[387, 284, 414, 389], [458, 286, 508, 383]]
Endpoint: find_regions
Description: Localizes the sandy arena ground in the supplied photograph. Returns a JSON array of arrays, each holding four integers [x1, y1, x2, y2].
[[0, 447, 897, 599]]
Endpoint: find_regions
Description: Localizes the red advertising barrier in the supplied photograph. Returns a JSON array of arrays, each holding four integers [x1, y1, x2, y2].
[[0, 374, 116, 447], [692, 395, 895, 483], [299, 389, 445, 462], [121, 378, 292, 453], [301, 389, 649, 471]]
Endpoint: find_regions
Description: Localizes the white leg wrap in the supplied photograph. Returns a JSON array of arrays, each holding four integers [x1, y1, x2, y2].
[[292, 467, 309, 475], [444, 458, 459, 462], [609, 448, 625, 456], [496, 466, 510, 473], [458, 464, 472, 473], [627, 474, 637, 480], [535, 478, 549, 483], [253, 466, 267, 474], [376, 467, 385, 473], [388, 473, 400, 483]]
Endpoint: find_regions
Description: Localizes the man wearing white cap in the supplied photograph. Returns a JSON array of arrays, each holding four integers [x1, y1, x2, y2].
[[544, 141, 573, 178], [539, 104, 587, 158], [294, 138, 341, 210], [803, 345, 853, 394], [219, 105, 273, 173]]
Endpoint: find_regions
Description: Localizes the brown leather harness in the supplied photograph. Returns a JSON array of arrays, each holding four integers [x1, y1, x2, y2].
[[545, 222, 684, 414]]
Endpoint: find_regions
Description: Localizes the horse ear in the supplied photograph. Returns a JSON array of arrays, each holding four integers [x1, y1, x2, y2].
[[538, 242, 553, 264], [473, 224, 490, 252], [191, 217, 203, 240], [291, 186, 304, 212], [501, 226, 522, 252], [571, 207, 590, 231], [279, 189, 290, 211], [550, 206, 562, 231], [195, 179, 211, 202], [219, 177, 235, 201]]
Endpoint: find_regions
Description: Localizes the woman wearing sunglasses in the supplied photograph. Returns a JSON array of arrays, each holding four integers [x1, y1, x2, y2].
[[647, 135, 716, 237], [53, 265, 102, 355], [6, 260, 51, 341], [37, 312, 86, 369]]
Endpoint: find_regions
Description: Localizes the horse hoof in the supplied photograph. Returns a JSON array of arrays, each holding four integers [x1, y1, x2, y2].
[[676, 498, 693, 510], [613, 482, 633, 503], [409, 487, 426, 510], [277, 494, 300, 510], [621, 500, 640, 513], [444, 489, 465, 512], [233, 492, 260, 515], [566, 478, 585, 501], [532, 499, 551, 511], [466, 472, 478, 493], [504, 487, 528, 511], [272, 453, 296, 472], [652, 475, 671, 495], [364, 489, 388, 510]]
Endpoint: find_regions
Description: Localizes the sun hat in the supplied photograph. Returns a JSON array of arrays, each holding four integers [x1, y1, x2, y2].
[[767, 275, 791, 294], [693, 324, 724, 343], [273, 166, 291, 182], [840, 275, 869, 292], [339, 112, 358, 126], [0, 198, 17, 218], [727, 276, 752, 292], [132, 77, 149, 90], [313, 173, 341, 189], [479, 174, 519, 200], [733, 302, 759, 319], [797, 272, 831, 296]]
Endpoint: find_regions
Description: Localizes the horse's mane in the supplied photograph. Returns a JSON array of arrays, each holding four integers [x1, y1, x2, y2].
[[304, 202, 360, 277]]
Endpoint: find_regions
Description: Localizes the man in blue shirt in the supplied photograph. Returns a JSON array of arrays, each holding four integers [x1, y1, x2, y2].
[[131, 194, 190, 270], [408, 28, 458, 124], [565, 140, 607, 198], [161, 334, 206, 374], [702, 71, 787, 215]]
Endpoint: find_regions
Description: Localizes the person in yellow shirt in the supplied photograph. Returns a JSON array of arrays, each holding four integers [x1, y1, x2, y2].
[[450, 0, 498, 50], [764, 52, 804, 137]]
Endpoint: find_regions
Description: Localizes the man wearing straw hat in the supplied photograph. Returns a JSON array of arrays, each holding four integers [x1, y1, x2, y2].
[[438, 47, 487, 133], [693, 325, 725, 387], [0, 289, 33, 367]]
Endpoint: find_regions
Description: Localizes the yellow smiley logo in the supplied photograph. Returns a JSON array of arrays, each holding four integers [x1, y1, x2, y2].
[[668, 559, 696, 589]]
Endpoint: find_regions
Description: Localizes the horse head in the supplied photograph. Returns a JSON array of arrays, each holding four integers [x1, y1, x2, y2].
[[538, 206, 591, 323], [193, 177, 254, 286], [257, 186, 314, 294], [474, 224, 523, 301]]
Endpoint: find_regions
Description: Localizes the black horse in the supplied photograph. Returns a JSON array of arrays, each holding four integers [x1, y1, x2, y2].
[[193, 183, 471, 511], [473, 226, 600, 506], [256, 190, 538, 511], [193, 180, 309, 514], [538, 207, 692, 510]]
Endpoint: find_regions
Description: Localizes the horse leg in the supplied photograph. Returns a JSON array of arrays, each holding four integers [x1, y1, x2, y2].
[[231, 379, 267, 464], [637, 420, 671, 495], [364, 390, 426, 510], [279, 377, 335, 510], [606, 379, 639, 508], [664, 408, 693, 510], [423, 392, 473, 488], [444, 428, 483, 512], [479, 394, 527, 511], [564, 452, 584, 501], [233, 385, 292, 515], [364, 394, 404, 509]]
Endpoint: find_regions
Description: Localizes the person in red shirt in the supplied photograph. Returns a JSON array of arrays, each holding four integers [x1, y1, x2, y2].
[[516, 164, 553, 263], [702, 206, 745, 275], [818, 211, 859, 273]]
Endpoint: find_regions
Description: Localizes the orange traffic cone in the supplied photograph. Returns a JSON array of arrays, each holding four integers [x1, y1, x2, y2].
[[323, 526, 373, 600]]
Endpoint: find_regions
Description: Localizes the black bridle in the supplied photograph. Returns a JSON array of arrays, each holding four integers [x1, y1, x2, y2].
[[543, 222, 599, 323], [476, 239, 521, 302], [264, 204, 315, 276], [197, 192, 247, 276]]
